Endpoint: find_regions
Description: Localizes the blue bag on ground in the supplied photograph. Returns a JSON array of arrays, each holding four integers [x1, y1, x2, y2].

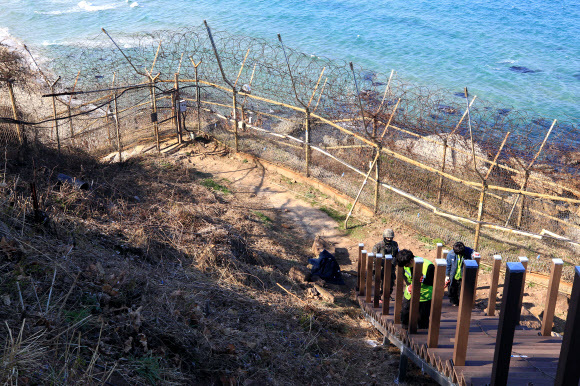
[[308, 249, 345, 285]]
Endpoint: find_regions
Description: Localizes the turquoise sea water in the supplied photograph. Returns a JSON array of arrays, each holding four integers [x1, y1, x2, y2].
[[0, 0, 579, 122]]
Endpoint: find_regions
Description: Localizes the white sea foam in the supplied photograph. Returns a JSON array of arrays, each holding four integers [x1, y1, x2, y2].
[[36, 1, 121, 15], [130, 2, 139, 8], [497, 59, 516, 64]]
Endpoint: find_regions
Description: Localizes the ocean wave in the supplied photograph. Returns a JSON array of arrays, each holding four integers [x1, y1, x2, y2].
[[497, 59, 516, 64], [35, 1, 122, 15]]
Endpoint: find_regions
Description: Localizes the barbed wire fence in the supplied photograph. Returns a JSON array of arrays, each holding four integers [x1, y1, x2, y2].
[[1, 23, 579, 279]]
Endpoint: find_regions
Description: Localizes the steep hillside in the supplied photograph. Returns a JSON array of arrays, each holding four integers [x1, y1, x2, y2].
[[0, 139, 436, 385]]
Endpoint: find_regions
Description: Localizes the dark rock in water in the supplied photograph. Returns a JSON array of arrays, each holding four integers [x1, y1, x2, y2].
[[454, 91, 466, 97], [497, 108, 511, 115], [437, 105, 458, 115], [573, 72, 580, 81], [361, 70, 377, 83], [372, 81, 386, 86], [532, 118, 552, 128], [509, 66, 540, 74]]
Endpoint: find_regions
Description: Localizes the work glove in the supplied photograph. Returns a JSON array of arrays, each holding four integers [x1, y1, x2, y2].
[[419, 275, 424, 283], [444, 276, 450, 288], [407, 285, 412, 294]]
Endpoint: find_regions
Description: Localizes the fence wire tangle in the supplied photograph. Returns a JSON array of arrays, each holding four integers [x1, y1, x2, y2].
[[1, 24, 580, 272]]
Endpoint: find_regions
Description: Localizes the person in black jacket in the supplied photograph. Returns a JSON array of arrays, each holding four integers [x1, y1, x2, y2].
[[445, 242, 474, 306], [372, 228, 399, 296]]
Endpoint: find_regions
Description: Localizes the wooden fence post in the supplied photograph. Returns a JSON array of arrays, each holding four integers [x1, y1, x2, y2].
[[148, 77, 160, 152], [232, 88, 239, 151], [174, 72, 182, 144], [113, 92, 122, 162], [366, 253, 375, 303], [436, 243, 443, 261], [382, 254, 393, 315], [6, 80, 24, 145], [555, 266, 580, 386], [394, 265, 404, 324], [437, 138, 448, 204], [491, 262, 525, 385], [304, 109, 311, 177], [442, 249, 449, 260], [541, 258, 563, 336], [359, 250, 367, 296], [356, 243, 364, 292], [517, 256, 528, 319], [428, 258, 447, 348], [453, 259, 478, 366], [374, 146, 380, 214], [408, 257, 424, 333], [487, 255, 502, 316], [50, 81, 61, 154], [374, 254, 383, 308]]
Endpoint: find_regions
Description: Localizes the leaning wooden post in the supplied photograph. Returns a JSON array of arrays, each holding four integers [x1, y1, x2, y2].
[[356, 243, 364, 292], [408, 257, 424, 333], [232, 87, 239, 151], [428, 258, 447, 348], [555, 266, 580, 386], [517, 256, 528, 319], [490, 262, 525, 386], [366, 253, 375, 304], [487, 255, 502, 316], [6, 80, 24, 145], [436, 243, 443, 261], [374, 254, 383, 308], [382, 254, 393, 315], [49, 77, 61, 154], [394, 265, 404, 324], [541, 258, 563, 336], [374, 145, 381, 214], [359, 250, 367, 296], [113, 91, 122, 162], [453, 259, 478, 366], [304, 108, 311, 177]]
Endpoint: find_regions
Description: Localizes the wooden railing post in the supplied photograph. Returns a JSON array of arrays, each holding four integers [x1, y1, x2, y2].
[[374, 254, 383, 308], [356, 243, 364, 292], [541, 258, 563, 336], [382, 254, 393, 315], [428, 258, 447, 348], [359, 250, 367, 296], [453, 259, 478, 366], [436, 243, 443, 260], [491, 262, 525, 386], [394, 265, 404, 324], [487, 255, 502, 316], [408, 257, 424, 333], [473, 252, 481, 303], [555, 266, 580, 386], [442, 249, 449, 260], [366, 252, 374, 304], [517, 256, 528, 319]]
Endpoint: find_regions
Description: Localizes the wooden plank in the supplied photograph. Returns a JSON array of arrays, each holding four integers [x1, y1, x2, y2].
[[366, 252, 375, 303], [518, 256, 528, 319], [541, 258, 563, 336], [382, 255, 393, 315], [436, 243, 443, 260], [395, 265, 404, 324], [359, 250, 367, 296], [409, 258, 424, 333], [453, 260, 478, 366], [555, 266, 580, 386], [356, 243, 364, 292], [486, 255, 503, 316], [428, 258, 447, 348], [491, 262, 525, 385], [374, 254, 383, 308]]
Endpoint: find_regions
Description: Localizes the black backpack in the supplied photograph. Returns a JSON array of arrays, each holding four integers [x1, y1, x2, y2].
[[308, 249, 345, 285]]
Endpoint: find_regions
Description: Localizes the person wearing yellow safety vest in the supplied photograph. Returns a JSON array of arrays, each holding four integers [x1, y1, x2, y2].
[[445, 242, 474, 306], [396, 249, 435, 329]]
